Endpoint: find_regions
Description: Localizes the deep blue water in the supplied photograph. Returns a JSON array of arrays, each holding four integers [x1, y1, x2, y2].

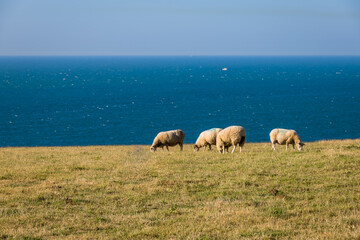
[[0, 56, 359, 147]]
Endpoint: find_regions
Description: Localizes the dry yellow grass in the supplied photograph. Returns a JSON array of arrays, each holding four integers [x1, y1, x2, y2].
[[0, 139, 360, 239]]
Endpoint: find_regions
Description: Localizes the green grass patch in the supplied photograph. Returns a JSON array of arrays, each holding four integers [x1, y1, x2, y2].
[[0, 140, 359, 239]]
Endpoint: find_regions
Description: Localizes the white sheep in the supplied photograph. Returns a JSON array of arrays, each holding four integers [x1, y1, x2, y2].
[[269, 128, 305, 151], [193, 128, 222, 152], [150, 129, 185, 152], [216, 126, 246, 154]]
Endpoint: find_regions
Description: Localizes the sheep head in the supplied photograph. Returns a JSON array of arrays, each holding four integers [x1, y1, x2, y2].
[[193, 145, 200, 152], [150, 146, 157, 152], [216, 144, 224, 153], [297, 142, 305, 151]]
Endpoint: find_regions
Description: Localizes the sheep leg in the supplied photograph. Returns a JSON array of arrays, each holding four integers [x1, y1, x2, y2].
[[272, 143, 276, 151], [166, 145, 169, 151], [179, 143, 183, 151], [286, 144, 289, 150], [222, 145, 225, 154], [161, 146, 164, 151], [292, 143, 295, 151], [231, 145, 236, 154], [203, 145, 206, 152], [209, 145, 212, 150], [239, 144, 242, 153]]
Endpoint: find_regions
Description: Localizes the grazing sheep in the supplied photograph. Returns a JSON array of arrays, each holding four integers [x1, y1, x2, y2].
[[269, 128, 305, 151], [193, 128, 223, 152], [150, 129, 185, 152], [216, 126, 246, 154]]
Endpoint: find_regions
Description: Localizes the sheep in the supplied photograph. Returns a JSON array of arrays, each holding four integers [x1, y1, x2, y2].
[[150, 129, 185, 152], [193, 128, 223, 152], [216, 126, 246, 154], [269, 128, 305, 151]]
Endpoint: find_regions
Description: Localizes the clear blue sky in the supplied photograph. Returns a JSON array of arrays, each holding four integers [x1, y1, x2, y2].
[[0, 0, 359, 55]]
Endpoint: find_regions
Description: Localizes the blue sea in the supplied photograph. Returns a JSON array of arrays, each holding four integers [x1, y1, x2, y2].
[[0, 56, 359, 147]]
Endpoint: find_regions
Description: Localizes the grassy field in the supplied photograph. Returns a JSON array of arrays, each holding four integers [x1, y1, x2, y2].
[[0, 139, 360, 239]]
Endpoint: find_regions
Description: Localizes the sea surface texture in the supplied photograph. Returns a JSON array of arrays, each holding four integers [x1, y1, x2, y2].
[[0, 56, 359, 146]]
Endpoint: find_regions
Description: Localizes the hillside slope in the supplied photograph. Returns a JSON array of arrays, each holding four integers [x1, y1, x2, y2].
[[1, 139, 359, 239]]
